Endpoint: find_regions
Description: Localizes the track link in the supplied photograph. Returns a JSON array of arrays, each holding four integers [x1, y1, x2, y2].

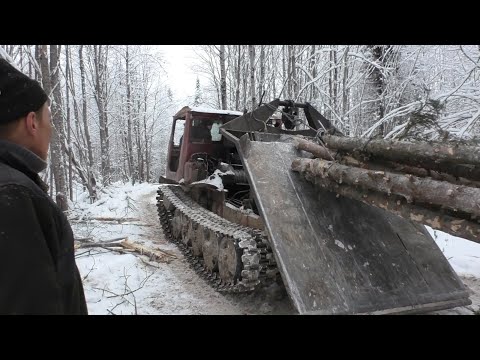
[[156, 184, 278, 293]]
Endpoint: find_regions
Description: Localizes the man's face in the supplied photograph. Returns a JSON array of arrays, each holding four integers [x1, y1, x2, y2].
[[32, 102, 52, 161]]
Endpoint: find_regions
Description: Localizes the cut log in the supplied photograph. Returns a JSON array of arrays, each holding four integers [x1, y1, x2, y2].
[[293, 137, 336, 160], [322, 134, 480, 167], [291, 157, 480, 218], [297, 168, 480, 243], [294, 137, 480, 188], [321, 134, 480, 181]]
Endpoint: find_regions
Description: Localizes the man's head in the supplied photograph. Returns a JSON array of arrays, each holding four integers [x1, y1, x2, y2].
[[0, 58, 51, 160]]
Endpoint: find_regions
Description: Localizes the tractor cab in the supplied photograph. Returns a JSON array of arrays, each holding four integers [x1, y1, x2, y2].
[[163, 106, 243, 184]]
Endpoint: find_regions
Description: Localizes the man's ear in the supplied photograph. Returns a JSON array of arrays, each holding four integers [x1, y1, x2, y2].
[[24, 111, 38, 135]]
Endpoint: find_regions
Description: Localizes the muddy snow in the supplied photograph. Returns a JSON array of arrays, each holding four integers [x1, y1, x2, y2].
[[72, 183, 480, 315]]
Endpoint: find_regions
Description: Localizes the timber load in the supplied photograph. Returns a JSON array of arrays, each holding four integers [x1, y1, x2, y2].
[[291, 135, 480, 243]]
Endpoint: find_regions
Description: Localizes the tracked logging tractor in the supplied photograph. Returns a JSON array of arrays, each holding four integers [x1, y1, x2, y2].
[[156, 99, 472, 315]]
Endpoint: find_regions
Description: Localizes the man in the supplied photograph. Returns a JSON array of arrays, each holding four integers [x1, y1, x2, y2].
[[0, 58, 87, 314]]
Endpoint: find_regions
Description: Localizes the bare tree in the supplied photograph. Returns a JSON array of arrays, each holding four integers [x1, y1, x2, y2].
[[90, 45, 111, 185], [249, 45, 256, 109], [125, 45, 136, 185], [219, 45, 227, 110], [35, 45, 68, 211], [65, 45, 73, 201]]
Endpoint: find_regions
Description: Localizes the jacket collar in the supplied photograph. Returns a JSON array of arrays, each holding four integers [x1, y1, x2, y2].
[[0, 139, 47, 175]]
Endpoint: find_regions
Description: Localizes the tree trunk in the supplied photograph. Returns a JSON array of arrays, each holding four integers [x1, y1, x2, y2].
[[79, 45, 94, 168], [219, 44, 227, 110], [235, 45, 241, 111], [333, 47, 338, 113], [368, 45, 389, 137], [65, 45, 73, 201], [292, 45, 298, 100], [61, 140, 97, 202], [309, 45, 316, 100], [36, 45, 66, 210], [125, 45, 136, 185], [242, 52, 248, 111], [259, 45, 265, 103], [291, 157, 480, 218], [135, 99, 144, 182], [282, 45, 287, 98], [78, 45, 97, 202], [143, 107, 150, 182], [342, 46, 350, 129], [287, 45, 292, 99], [92, 45, 110, 185], [249, 45, 256, 110], [48, 44, 68, 211]]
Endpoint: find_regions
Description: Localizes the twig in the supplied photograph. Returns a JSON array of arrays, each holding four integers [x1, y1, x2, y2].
[[70, 216, 140, 222], [139, 257, 160, 269], [109, 299, 128, 314], [74, 237, 94, 243], [82, 255, 96, 281], [122, 269, 138, 315]]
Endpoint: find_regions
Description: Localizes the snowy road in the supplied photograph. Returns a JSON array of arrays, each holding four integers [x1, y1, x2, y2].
[[73, 183, 480, 315]]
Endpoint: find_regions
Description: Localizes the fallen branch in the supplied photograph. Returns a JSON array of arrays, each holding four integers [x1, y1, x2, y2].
[[69, 216, 140, 222], [75, 237, 176, 263], [74, 237, 94, 243], [119, 240, 177, 262]]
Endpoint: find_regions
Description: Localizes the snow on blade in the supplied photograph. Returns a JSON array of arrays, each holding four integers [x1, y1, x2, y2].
[[190, 169, 228, 191]]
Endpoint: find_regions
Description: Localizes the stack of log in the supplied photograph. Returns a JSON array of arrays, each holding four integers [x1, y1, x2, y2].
[[291, 135, 480, 244]]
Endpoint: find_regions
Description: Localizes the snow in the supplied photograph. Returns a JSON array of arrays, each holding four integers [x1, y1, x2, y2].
[[71, 181, 480, 315], [72, 182, 243, 314], [189, 106, 243, 116], [428, 227, 480, 278], [334, 239, 346, 250], [71, 181, 155, 220], [190, 169, 228, 191]]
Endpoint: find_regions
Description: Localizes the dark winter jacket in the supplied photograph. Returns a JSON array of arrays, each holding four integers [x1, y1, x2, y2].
[[0, 140, 87, 314]]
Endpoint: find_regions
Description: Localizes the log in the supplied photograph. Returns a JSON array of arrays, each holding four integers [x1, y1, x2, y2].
[[321, 134, 480, 181], [293, 137, 336, 160], [297, 168, 480, 243], [374, 159, 480, 189], [295, 137, 480, 188], [291, 157, 480, 218], [322, 134, 480, 167]]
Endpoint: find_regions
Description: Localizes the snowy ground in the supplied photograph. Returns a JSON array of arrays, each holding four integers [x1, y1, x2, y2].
[[71, 182, 480, 315]]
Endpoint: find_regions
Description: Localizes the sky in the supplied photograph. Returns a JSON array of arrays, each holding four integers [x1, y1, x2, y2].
[[71, 181, 480, 315], [155, 45, 200, 102]]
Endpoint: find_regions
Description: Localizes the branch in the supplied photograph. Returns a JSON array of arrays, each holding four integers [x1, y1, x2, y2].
[[75, 238, 176, 263]]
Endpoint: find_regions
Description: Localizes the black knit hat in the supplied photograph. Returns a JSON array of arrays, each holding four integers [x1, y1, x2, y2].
[[0, 58, 49, 124]]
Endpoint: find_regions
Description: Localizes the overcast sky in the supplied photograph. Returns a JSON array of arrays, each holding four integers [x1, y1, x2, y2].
[[155, 45, 199, 102]]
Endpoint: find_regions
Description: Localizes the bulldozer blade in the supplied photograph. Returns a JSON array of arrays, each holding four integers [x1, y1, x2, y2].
[[236, 133, 470, 314]]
